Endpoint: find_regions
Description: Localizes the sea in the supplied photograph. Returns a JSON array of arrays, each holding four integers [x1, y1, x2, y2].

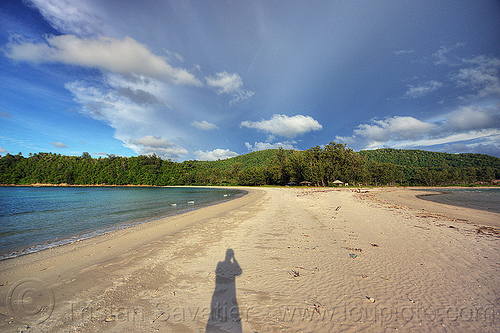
[[0, 186, 244, 260], [415, 187, 500, 214]]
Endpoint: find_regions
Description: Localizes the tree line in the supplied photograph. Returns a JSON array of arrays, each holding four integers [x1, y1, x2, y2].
[[1, 143, 499, 186]]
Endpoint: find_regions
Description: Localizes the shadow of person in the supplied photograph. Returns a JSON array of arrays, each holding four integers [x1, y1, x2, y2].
[[206, 249, 242, 333]]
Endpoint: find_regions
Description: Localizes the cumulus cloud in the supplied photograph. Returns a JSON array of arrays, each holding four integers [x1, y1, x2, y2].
[[191, 120, 218, 130], [126, 136, 187, 159], [336, 106, 500, 156], [404, 80, 442, 98], [50, 142, 69, 148], [244, 141, 297, 151], [5, 34, 202, 86], [206, 72, 243, 94], [241, 114, 322, 138], [195, 148, 238, 161], [205, 71, 254, 105], [353, 116, 436, 142], [25, 0, 105, 36]]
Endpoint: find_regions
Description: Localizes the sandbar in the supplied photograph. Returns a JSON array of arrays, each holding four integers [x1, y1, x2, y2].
[[0, 187, 498, 332]]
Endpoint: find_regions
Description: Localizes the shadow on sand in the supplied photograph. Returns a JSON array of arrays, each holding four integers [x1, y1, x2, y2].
[[206, 249, 242, 333]]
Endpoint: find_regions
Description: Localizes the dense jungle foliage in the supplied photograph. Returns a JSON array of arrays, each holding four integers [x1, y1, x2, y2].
[[1, 143, 499, 186]]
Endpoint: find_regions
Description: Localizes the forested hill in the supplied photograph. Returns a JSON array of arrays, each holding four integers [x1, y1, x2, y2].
[[359, 148, 500, 170], [1, 143, 499, 186], [196, 149, 289, 170]]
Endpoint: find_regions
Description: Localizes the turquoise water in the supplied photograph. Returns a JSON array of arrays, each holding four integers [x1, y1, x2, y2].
[[0, 187, 244, 260], [416, 188, 500, 214]]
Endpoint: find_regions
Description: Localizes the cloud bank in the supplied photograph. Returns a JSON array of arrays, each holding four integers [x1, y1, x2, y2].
[[336, 106, 500, 154], [244, 141, 297, 151]]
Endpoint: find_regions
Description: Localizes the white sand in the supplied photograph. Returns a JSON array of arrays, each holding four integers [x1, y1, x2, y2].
[[0, 187, 498, 332]]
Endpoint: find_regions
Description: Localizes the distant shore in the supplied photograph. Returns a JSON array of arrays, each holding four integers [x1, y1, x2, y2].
[[372, 186, 500, 228], [0, 186, 498, 332]]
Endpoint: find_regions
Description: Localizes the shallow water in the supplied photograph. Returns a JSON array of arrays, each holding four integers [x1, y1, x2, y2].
[[416, 188, 500, 214], [0, 186, 243, 259]]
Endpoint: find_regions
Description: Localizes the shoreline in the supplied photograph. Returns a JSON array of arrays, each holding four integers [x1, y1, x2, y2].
[[0, 187, 263, 328], [370, 186, 500, 228], [415, 188, 500, 214], [1, 187, 498, 332], [0, 187, 247, 261], [2, 182, 499, 188]]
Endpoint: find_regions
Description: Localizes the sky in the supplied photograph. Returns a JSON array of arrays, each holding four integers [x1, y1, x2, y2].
[[0, 0, 499, 161]]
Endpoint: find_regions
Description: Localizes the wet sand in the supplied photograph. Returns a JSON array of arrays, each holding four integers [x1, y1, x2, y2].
[[0, 187, 498, 332]]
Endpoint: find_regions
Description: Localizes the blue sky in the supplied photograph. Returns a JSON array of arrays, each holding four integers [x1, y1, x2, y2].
[[1, 0, 499, 160]]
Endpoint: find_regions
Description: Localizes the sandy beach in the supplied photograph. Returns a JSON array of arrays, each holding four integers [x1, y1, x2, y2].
[[0, 187, 498, 332]]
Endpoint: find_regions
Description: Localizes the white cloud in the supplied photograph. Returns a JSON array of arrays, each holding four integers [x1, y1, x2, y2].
[[229, 90, 255, 106], [126, 136, 187, 160], [241, 114, 322, 138], [206, 72, 243, 94], [245, 141, 297, 151], [0, 147, 7, 153], [432, 43, 464, 65], [65, 79, 148, 125], [404, 80, 442, 98], [336, 106, 500, 156], [25, 0, 105, 36], [65, 75, 187, 159], [195, 149, 238, 161], [353, 116, 436, 142], [191, 120, 218, 131], [429, 46, 499, 100], [441, 142, 500, 157], [394, 49, 414, 55], [5, 34, 202, 86], [205, 71, 254, 105], [445, 106, 500, 131], [453, 56, 500, 98], [50, 142, 69, 148]]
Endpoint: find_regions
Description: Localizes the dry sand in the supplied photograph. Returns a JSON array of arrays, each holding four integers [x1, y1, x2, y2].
[[0, 187, 498, 332]]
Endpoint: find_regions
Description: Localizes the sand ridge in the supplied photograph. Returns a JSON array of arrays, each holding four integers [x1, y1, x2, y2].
[[0, 187, 498, 332]]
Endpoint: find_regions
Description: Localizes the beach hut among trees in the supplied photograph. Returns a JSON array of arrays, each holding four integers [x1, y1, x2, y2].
[[332, 180, 343, 186]]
